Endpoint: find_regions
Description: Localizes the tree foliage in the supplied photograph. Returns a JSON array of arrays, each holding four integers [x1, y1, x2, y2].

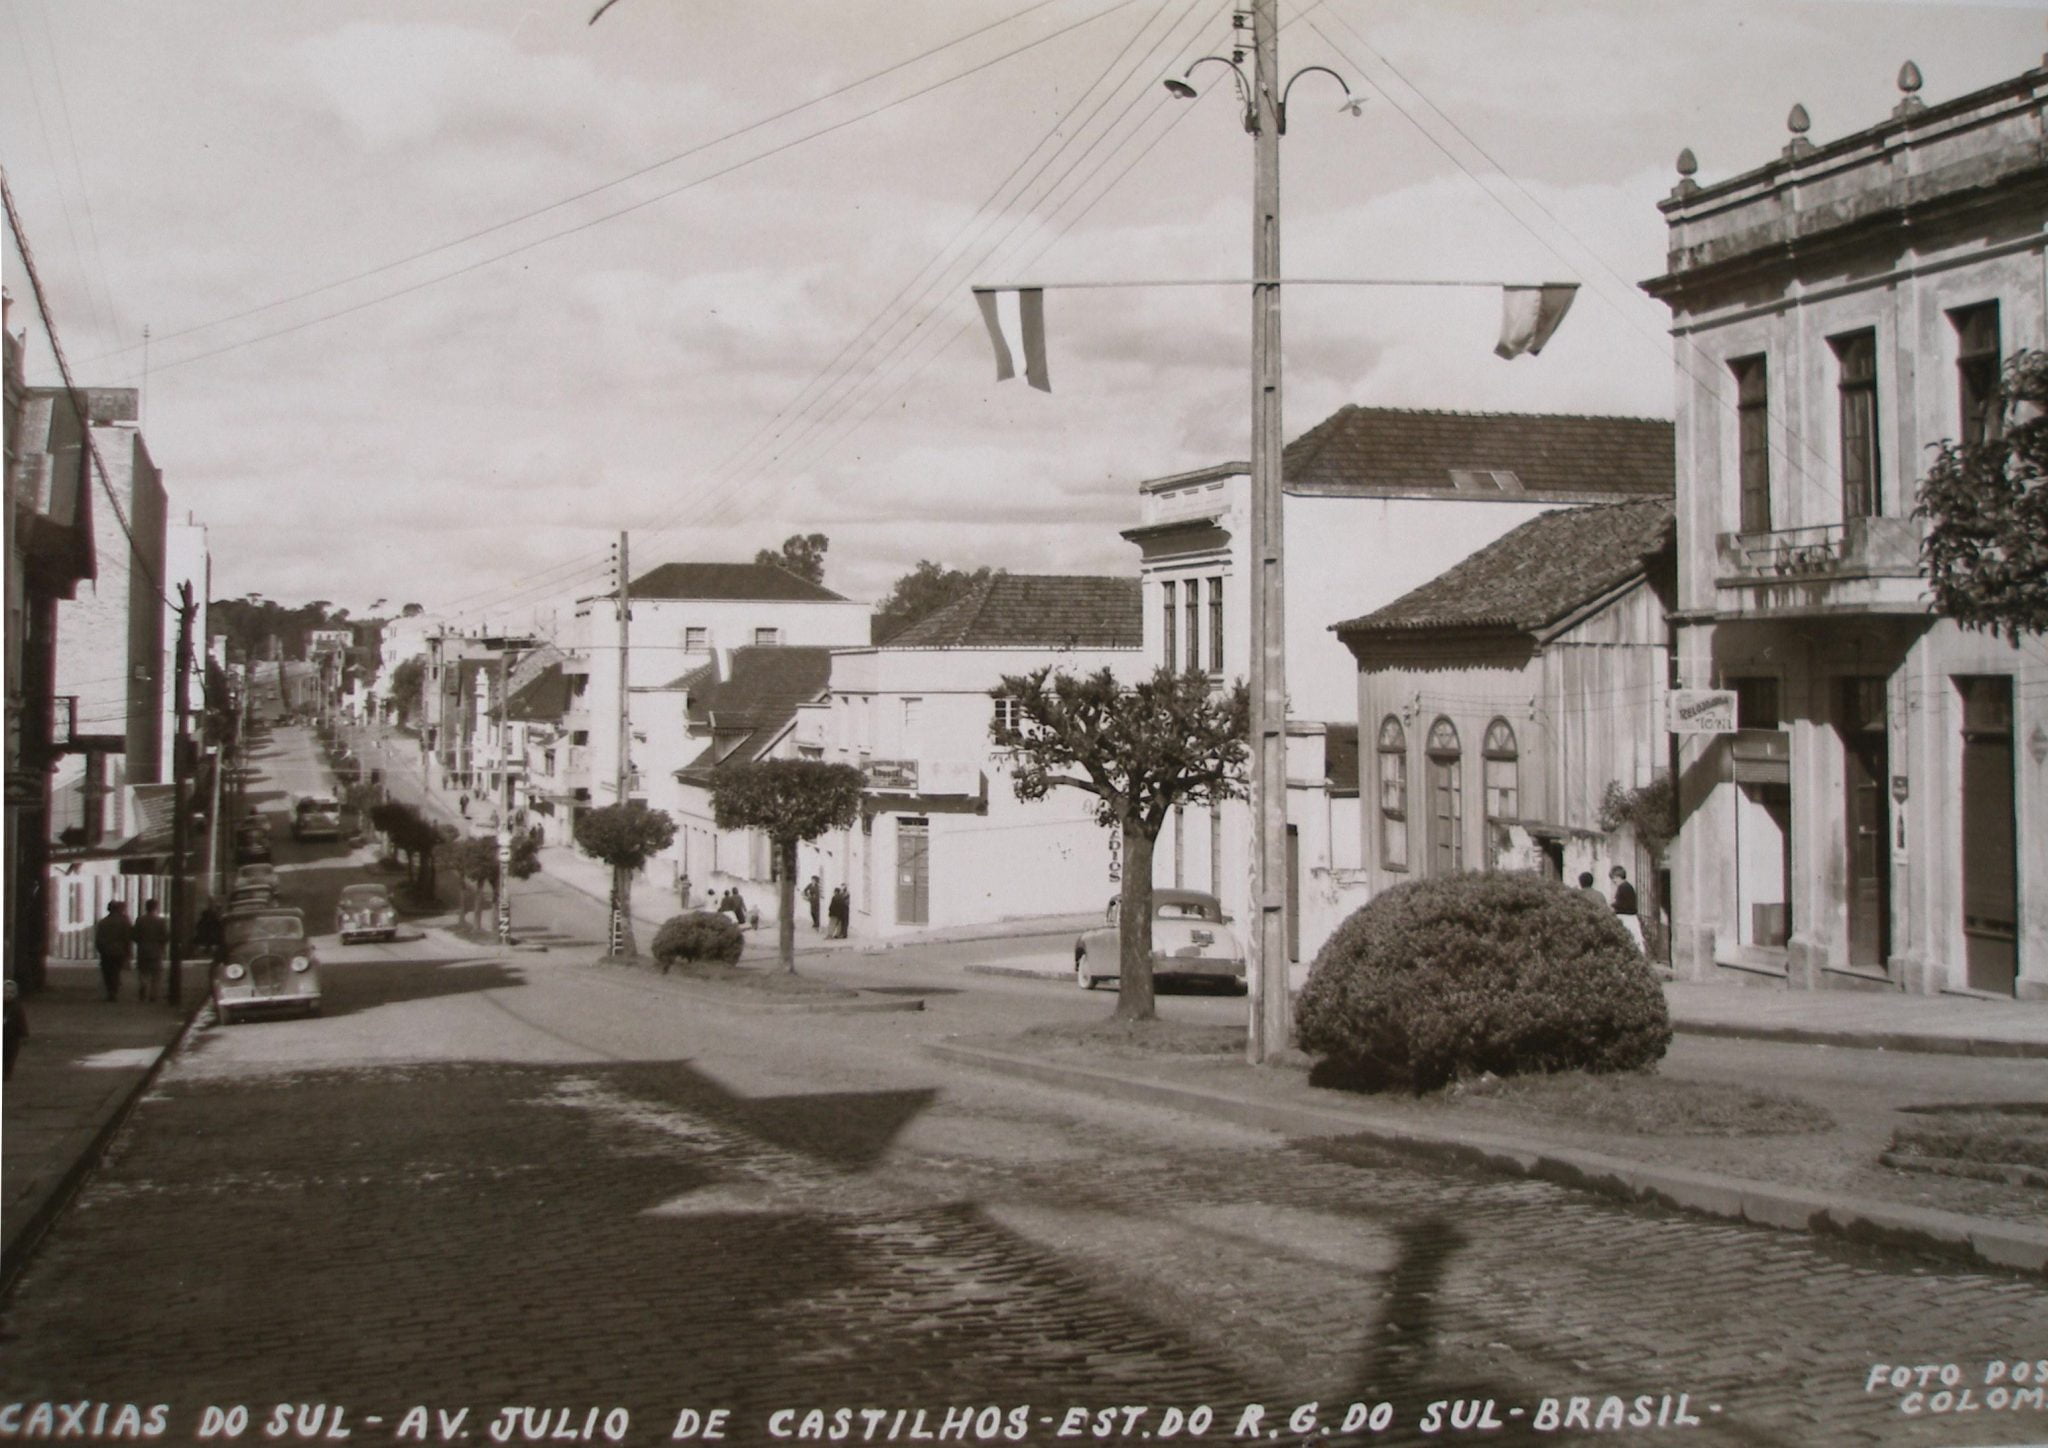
[[1915, 350, 2048, 644], [389, 657, 426, 725], [991, 666, 1250, 1019], [572, 802, 677, 871], [755, 532, 829, 586], [572, 802, 676, 959], [872, 561, 994, 643], [710, 759, 865, 970]]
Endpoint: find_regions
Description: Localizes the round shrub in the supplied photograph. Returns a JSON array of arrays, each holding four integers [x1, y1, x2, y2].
[[1295, 872, 1671, 1092], [650, 911, 744, 971]]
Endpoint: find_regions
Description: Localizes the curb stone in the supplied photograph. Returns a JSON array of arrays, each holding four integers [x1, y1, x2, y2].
[[925, 1039, 2048, 1278]]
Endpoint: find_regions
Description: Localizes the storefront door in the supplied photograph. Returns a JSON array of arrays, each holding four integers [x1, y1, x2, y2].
[[895, 817, 930, 926], [1840, 679, 1891, 969], [1958, 677, 2017, 994]]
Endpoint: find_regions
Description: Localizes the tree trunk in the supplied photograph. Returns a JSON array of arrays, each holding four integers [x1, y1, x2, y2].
[[777, 837, 798, 972], [614, 864, 640, 959], [1114, 822, 1156, 1021]]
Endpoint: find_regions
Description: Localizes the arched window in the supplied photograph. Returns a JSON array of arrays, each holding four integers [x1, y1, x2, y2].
[[1425, 716, 1463, 875], [1376, 715, 1408, 871], [1482, 718, 1519, 870]]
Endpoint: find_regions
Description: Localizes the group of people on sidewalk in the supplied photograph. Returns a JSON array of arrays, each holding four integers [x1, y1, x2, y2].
[[91, 898, 229, 1005], [802, 876, 850, 939], [1579, 865, 1644, 950]]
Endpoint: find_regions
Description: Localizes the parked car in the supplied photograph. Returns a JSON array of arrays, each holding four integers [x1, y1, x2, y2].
[[232, 863, 278, 895], [335, 884, 397, 945], [234, 818, 273, 864], [292, 794, 343, 842], [1072, 888, 1247, 993], [226, 881, 277, 915], [215, 909, 320, 1023]]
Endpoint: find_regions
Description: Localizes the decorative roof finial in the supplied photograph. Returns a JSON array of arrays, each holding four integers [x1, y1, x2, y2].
[[1894, 60, 1926, 118], [1784, 103, 1815, 161], [1670, 146, 1701, 200]]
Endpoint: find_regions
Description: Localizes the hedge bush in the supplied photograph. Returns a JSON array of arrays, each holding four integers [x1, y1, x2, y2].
[[650, 911, 745, 972], [1295, 871, 1671, 1092]]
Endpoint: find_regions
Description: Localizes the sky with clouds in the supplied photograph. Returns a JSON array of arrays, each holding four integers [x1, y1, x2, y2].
[[4, 0, 2043, 629]]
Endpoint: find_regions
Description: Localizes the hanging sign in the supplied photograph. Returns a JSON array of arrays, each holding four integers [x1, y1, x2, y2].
[[1666, 689, 1738, 734]]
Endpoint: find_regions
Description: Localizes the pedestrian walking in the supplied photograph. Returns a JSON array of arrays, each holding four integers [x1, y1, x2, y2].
[[1577, 871, 1609, 909], [195, 902, 226, 967], [94, 900, 134, 1003], [132, 898, 169, 1003], [827, 885, 849, 940], [458, 792, 470, 818], [677, 873, 693, 911], [1610, 866, 1644, 950], [802, 874, 822, 930]]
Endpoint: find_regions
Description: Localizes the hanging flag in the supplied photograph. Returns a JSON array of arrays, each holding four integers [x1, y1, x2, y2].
[[1494, 283, 1579, 360], [973, 287, 1050, 391]]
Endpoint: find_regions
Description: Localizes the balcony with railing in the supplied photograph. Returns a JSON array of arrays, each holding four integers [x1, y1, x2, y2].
[[1713, 514, 1928, 618]]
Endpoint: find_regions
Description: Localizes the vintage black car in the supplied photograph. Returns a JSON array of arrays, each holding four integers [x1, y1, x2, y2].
[[214, 909, 321, 1024]]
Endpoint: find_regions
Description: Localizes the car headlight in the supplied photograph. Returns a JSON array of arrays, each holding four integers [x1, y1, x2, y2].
[[223, 963, 247, 981], [290, 956, 311, 973]]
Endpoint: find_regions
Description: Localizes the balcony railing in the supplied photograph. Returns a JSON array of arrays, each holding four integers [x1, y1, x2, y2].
[[1717, 515, 1923, 581]]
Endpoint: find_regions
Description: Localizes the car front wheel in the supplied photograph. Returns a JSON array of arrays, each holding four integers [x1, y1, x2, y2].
[[1074, 948, 1096, 990]]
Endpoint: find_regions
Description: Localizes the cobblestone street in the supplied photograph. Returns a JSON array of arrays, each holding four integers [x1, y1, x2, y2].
[[2, 1029, 2042, 1447]]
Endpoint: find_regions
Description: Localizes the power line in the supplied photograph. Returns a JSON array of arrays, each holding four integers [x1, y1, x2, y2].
[[80, 0, 1086, 364], [133, 0, 1153, 378], [2, 162, 173, 612]]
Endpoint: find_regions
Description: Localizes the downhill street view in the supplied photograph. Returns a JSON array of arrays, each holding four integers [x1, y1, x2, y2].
[[4, 4, 2047, 1446]]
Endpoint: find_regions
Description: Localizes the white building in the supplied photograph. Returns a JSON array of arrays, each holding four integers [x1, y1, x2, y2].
[[1125, 406, 1674, 969], [560, 559, 870, 842], [818, 573, 1144, 938]]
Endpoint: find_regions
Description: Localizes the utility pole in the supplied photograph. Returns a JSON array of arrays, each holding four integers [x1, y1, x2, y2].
[[168, 582, 194, 1007], [496, 649, 512, 944], [1245, 0, 1289, 1063], [611, 530, 632, 957]]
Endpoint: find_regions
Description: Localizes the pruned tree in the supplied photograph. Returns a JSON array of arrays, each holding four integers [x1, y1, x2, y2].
[[1915, 349, 2048, 644], [710, 759, 865, 971], [441, 836, 500, 932], [572, 802, 677, 958], [369, 799, 441, 895], [991, 666, 1249, 1020], [872, 561, 993, 642], [756, 532, 829, 586]]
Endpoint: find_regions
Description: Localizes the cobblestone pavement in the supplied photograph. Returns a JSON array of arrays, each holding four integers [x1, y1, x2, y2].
[[2, 1033, 2044, 1448]]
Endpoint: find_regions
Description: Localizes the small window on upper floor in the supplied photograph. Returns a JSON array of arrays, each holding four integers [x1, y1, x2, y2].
[[753, 627, 781, 647], [1950, 302, 2002, 450], [1831, 329, 1881, 518], [992, 695, 1023, 733], [684, 626, 710, 652], [1731, 354, 1772, 534]]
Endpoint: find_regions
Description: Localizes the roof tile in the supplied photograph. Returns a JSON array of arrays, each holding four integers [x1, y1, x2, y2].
[[885, 574, 1141, 649]]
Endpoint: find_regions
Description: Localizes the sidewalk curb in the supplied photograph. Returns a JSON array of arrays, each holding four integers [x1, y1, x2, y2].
[[1674, 1019, 2048, 1060], [1, 999, 207, 1299], [925, 1040, 2048, 1278]]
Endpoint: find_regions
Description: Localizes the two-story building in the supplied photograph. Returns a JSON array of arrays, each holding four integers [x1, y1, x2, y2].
[[1125, 406, 1674, 967], [562, 561, 871, 824], [1644, 62, 2047, 998], [821, 573, 1144, 938]]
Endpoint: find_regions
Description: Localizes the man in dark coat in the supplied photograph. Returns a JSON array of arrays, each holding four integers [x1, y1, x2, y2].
[[132, 899, 170, 1003], [802, 875, 822, 930], [94, 901, 134, 1003]]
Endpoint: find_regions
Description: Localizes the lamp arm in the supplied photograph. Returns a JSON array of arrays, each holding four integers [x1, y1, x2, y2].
[[1277, 64, 1354, 134]]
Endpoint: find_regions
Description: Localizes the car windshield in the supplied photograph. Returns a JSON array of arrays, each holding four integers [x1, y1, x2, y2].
[[340, 888, 388, 906], [1157, 899, 1219, 921], [228, 914, 304, 944]]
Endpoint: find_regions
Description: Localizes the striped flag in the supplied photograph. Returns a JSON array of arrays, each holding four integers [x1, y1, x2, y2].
[[1495, 284, 1578, 359], [974, 287, 1049, 391]]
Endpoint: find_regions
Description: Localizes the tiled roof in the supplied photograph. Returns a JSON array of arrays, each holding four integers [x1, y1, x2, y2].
[[631, 561, 850, 603], [1279, 406, 1674, 497], [506, 663, 569, 722], [1336, 499, 1675, 640], [684, 646, 833, 732], [885, 574, 1142, 649]]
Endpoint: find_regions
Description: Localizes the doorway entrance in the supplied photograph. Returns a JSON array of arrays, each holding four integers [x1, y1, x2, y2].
[[1839, 678, 1891, 970], [1957, 677, 2018, 994]]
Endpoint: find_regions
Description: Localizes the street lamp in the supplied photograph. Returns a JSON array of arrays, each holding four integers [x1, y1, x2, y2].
[[1166, 1, 1354, 1064]]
